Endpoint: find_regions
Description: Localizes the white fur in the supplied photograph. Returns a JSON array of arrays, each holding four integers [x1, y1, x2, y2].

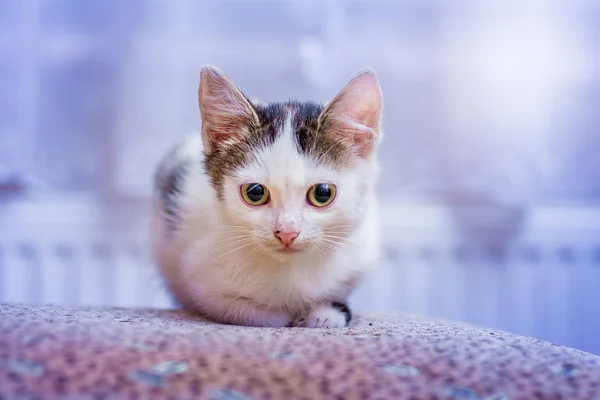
[[293, 304, 348, 328], [150, 119, 380, 327], [151, 68, 382, 328]]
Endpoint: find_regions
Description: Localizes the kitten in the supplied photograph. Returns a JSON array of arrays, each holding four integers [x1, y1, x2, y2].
[[151, 65, 383, 328]]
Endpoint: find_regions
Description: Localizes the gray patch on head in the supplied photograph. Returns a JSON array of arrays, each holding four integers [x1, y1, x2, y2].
[[290, 101, 352, 168], [203, 99, 353, 199], [203, 99, 286, 198]]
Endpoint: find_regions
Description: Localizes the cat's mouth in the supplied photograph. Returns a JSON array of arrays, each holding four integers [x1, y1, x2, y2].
[[277, 246, 302, 254]]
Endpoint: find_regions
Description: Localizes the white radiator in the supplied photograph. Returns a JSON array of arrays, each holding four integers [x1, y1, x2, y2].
[[1, 198, 599, 355]]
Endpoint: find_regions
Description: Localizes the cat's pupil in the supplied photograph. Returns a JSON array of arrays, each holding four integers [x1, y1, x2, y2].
[[314, 184, 332, 203], [246, 184, 265, 202]]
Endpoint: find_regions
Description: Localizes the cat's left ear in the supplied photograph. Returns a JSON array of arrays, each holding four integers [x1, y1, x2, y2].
[[319, 69, 383, 158]]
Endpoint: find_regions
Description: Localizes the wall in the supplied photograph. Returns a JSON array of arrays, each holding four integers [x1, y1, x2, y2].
[[1, 0, 599, 356]]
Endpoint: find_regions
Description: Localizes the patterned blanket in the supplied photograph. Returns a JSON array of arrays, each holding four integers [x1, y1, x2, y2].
[[1, 304, 599, 399]]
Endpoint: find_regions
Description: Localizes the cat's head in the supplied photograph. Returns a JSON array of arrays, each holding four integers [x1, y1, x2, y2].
[[198, 66, 383, 259]]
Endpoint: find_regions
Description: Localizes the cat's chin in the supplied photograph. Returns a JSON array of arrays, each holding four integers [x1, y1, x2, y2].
[[259, 243, 306, 258], [276, 247, 303, 255]]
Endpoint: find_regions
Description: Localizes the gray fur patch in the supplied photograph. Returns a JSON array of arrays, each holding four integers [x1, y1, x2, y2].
[[154, 147, 192, 228], [290, 101, 353, 168], [203, 100, 353, 199]]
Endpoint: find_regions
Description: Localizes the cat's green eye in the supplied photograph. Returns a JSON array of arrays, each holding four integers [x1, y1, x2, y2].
[[307, 183, 336, 207], [241, 183, 269, 206]]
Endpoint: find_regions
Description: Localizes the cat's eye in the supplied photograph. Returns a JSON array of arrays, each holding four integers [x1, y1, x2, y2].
[[241, 183, 269, 206], [307, 183, 336, 207]]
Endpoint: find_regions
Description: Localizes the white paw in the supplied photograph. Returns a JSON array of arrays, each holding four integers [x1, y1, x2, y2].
[[293, 305, 347, 328]]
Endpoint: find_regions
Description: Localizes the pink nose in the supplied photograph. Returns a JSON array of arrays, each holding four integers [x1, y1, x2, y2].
[[275, 230, 299, 247]]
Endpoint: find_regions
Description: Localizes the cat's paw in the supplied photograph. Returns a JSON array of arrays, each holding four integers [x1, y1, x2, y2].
[[293, 305, 348, 328]]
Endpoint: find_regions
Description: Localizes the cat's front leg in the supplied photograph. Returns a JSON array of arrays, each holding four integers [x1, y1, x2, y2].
[[292, 302, 352, 328], [194, 296, 293, 328]]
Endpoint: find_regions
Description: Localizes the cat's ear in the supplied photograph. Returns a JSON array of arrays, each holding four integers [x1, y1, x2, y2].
[[198, 65, 259, 153], [319, 69, 383, 158]]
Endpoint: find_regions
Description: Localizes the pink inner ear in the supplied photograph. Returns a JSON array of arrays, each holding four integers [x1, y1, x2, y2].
[[324, 70, 383, 157]]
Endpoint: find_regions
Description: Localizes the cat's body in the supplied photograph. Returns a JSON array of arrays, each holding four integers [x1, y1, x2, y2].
[[151, 66, 383, 328]]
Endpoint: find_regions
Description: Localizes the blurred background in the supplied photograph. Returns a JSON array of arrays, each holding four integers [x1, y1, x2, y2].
[[1, 0, 599, 354]]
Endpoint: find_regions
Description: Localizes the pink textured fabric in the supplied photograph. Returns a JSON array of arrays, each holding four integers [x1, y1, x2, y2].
[[1, 303, 599, 399]]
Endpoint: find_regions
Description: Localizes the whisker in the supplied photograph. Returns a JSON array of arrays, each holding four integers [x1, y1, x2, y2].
[[324, 224, 353, 230], [322, 236, 354, 246], [248, 245, 260, 256], [319, 242, 347, 253], [322, 234, 350, 240], [209, 242, 253, 265], [320, 244, 350, 254], [321, 232, 350, 239], [321, 238, 351, 248], [216, 225, 252, 232], [214, 235, 250, 244], [311, 244, 326, 261], [224, 238, 254, 246], [208, 238, 253, 256], [318, 239, 349, 251]]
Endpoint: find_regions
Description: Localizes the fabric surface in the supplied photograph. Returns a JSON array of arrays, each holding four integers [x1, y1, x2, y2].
[[0, 304, 599, 400]]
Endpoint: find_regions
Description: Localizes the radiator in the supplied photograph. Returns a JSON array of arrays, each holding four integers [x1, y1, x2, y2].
[[1, 198, 599, 355]]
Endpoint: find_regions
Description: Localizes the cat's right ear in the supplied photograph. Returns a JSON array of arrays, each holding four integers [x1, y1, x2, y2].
[[198, 66, 259, 153]]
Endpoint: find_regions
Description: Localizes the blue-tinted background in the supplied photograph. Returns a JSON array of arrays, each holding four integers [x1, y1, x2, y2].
[[1, 1, 599, 354]]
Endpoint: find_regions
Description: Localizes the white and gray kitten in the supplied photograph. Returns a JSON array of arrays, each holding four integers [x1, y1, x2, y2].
[[150, 66, 383, 328]]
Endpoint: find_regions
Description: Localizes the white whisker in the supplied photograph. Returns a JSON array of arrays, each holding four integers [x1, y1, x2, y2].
[[319, 243, 345, 253], [248, 245, 259, 256], [311, 243, 326, 261], [322, 234, 349, 240], [225, 238, 254, 246], [324, 224, 353, 230], [216, 226, 253, 232], [208, 238, 253, 256], [318, 240, 349, 253], [321, 238, 351, 249], [216, 229, 252, 234], [209, 242, 253, 265], [214, 235, 250, 244], [322, 235, 354, 245]]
